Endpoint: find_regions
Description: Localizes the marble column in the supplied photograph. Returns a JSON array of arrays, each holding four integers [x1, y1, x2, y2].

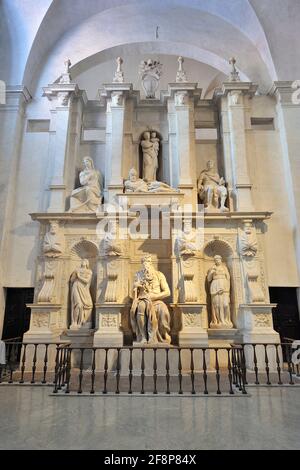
[[218, 82, 257, 211], [0, 86, 31, 337], [102, 84, 132, 202], [167, 83, 199, 207], [43, 83, 81, 212]]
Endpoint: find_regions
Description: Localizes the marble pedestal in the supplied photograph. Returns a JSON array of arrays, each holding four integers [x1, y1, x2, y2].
[[63, 329, 94, 369], [93, 304, 124, 347], [238, 304, 281, 371], [176, 303, 208, 347], [208, 329, 240, 368], [24, 303, 62, 343]]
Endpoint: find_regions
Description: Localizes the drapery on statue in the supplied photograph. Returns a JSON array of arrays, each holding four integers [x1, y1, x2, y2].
[[198, 160, 228, 212], [130, 254, 171, 344], [70, 259, 93, 330], [207, 255, 233, 329], [70, 157, 102, 212], [141, 131, 159, 182]]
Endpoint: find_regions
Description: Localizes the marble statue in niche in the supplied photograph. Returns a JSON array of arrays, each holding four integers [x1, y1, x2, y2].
[[70, 259, 93, 330], [207, 255, 233, 329], [176, 219, 198, 257], [102, 220, 122, 257], [70, 157, 103, 212], [43, 221, 64, 257], [198, 160, 228, 212], [141, 131, 159, 182], [130, 254, 171, 344]]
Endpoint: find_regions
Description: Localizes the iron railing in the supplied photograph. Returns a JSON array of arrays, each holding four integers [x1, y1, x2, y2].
[[53, 345, 247, 396], [234, 342, 300, 386], [1, 341, 299, 393], [0, 341, 69, 385]]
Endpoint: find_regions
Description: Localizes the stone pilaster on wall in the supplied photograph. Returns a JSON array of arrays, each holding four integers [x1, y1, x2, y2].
[[43, 83, 83, 212], [167, 83, 200, 208], [0, 86, 31, 337], [218, 82, 257, 212], [271, 81, 300, 300], [101, 83, 133, 202]]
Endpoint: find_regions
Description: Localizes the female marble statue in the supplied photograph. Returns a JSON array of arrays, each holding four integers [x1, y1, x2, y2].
[[141, 131, 158, 182], [207, 255, 233, 329], [130, 254, 171, 344], [70, 157, 102, 212], [70, 259, 93, 330]]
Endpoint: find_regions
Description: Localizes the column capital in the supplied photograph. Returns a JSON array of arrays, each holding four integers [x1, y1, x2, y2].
[[43, 83, 83, 108], [100, 83, 133, 99], [214, 81, 258, 102], [270, 81, 299, 107], [0, 85, 31, 110], [163, 82, 202, 105]]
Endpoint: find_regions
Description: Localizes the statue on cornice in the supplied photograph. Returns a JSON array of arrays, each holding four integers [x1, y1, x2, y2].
[[70, 157, 103, 212], [198, 160, 228, 212], [125, 168, 148, 193]]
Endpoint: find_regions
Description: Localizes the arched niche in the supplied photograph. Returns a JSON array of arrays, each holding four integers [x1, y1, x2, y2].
[[203, 238, 236, 327], [68, 239, 99, 328], [138, 129, 164, 183]]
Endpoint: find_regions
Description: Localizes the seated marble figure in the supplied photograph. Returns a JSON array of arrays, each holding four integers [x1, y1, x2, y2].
[[130, 254, 171, 344], [70, 157, 103, 212], [198, 160, 228, 212]]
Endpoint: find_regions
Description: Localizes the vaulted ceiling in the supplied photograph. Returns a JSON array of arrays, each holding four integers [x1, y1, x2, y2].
[[1, 0, 299, 97]]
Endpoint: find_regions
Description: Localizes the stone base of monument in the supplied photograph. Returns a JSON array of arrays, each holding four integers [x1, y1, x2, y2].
[[119, 345, 211, 376], [63, 329, 94, 369], [208, 329, 240, 368], [238, 304, 281, 371], [241, 333, 282, 373]]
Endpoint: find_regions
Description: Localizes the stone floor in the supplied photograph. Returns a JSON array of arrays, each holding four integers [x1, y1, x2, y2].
[[0, 386, 299, 450]]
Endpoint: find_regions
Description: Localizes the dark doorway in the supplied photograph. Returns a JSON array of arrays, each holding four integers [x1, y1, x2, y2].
[[2, 288, 34, 340], [270, 287, 300, 341]]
